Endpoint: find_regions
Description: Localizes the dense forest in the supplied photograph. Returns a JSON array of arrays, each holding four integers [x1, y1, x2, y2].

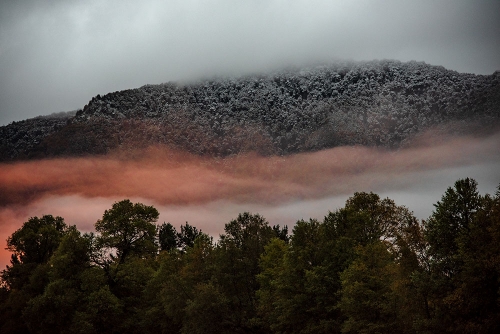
[[1, 178, 499, 334], [1, 60, 499, 161]]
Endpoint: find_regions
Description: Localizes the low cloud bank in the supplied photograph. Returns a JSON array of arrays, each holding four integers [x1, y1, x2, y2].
[[1, 130, 499, 269]]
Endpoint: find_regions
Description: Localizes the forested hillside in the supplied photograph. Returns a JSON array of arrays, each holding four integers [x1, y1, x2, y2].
[[1, 60, 499, 160], [1, 178, 499, 333]]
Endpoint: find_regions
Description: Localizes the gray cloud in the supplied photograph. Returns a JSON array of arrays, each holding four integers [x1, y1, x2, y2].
[[1, 0, 499, 125]]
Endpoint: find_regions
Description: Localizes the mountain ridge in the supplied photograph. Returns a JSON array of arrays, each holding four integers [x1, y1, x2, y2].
[[1, 59, 499, 161]]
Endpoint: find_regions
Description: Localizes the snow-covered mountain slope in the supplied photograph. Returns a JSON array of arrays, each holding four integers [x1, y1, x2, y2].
[[0, 111, 76, 160], [1, 60, 499, 161]]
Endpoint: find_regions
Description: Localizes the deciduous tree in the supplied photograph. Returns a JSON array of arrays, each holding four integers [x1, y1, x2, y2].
[[95, 199, 159, 264]]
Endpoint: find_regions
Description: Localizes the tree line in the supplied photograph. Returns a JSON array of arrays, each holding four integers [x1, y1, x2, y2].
[[1, 178, 499, 333]]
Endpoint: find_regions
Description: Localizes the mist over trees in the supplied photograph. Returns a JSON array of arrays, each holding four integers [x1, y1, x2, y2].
[[1, 178, 499, 333], [1, 60, 499, 161]]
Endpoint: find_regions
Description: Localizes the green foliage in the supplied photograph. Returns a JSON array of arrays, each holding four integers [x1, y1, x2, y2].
[[0, 215, 68, 333], [177, 222, 203, 252], [416, 178, 500, 333], [182, 282, 232, 334], [272, 224, 289, 243], [6, 215, 67, 266], [425, 178, 481, 275], [150, 233, 215, 333], [48, 226, 92, 280], [339, 242, 400, 334], [256, 192, 428, 334], [21, 227, 122, 334], [158, 222, 177, 251], [214, 212, 276, 333], [1, 183, 500, 333], [95, 199, 159, 263]]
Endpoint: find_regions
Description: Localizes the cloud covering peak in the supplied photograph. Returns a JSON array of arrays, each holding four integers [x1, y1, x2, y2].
[[1, 0, 500, 125]]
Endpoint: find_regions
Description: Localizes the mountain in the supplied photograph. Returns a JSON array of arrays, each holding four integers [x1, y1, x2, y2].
[[1, 60, 499, 161]]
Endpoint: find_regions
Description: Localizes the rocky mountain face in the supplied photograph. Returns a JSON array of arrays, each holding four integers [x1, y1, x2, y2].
[[1, 60, 499, 161]]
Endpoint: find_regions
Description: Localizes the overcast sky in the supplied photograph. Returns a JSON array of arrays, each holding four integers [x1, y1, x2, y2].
[[1, 0, 499, 125]]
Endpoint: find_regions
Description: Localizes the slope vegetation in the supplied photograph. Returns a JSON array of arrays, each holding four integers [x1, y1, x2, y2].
[[1, 60, 499, 160]]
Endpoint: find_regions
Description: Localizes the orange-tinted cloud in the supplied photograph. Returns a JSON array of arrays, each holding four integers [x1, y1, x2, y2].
[[1, 131, 499, 208], [1, 130, 499, 269]]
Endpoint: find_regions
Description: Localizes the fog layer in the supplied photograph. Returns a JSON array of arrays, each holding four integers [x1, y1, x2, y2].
[[1, 130, 499, 268]]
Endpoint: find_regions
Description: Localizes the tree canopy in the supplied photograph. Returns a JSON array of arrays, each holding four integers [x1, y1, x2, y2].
[[1, 179, 499, 333], [95, 199, 159, 263]]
